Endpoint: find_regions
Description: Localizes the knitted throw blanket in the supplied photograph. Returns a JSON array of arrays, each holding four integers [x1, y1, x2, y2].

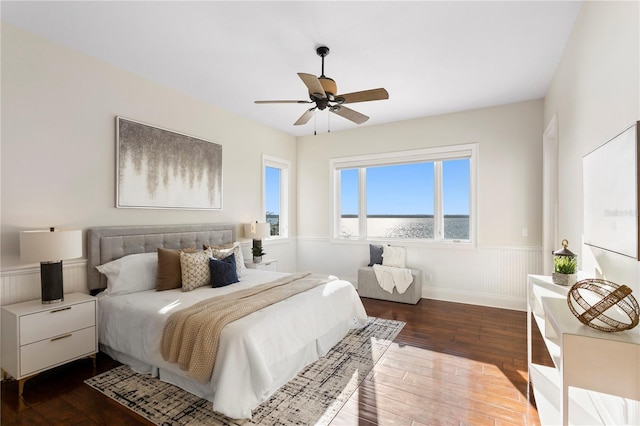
[[161, 272, 332, 383]]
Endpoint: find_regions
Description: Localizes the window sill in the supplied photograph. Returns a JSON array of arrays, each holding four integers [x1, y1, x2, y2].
[[329, 236, 477, 250], [264, 236, 291, 245]]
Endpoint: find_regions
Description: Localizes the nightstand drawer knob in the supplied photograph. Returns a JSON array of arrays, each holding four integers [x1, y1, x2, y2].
[[50, 333, 72, 342], [50, 307, 71, 314]]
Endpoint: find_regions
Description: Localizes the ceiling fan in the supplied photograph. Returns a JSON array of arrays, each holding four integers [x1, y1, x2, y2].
[[255, 46, 389, 127]]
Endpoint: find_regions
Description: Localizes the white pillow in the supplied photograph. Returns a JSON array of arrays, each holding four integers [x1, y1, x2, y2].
[[382, 245, 406, 268], [96, 252, 158, 296], [233, 242, 247, 272]]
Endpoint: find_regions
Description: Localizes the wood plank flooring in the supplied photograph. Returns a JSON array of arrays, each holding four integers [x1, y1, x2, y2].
[[1, 297, 552, 425]]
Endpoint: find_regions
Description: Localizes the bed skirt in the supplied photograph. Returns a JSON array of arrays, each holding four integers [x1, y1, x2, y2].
[[99, 318, 352, 418]]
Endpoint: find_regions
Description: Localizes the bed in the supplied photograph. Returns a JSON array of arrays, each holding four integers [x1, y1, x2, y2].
[[87, 223, 367, 420]]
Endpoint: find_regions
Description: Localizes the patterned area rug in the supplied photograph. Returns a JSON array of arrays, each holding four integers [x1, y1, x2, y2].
[[85, 317, 404, 425]]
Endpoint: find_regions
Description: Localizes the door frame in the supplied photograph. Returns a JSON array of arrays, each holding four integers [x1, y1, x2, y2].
[[542, 113, 559, 274]]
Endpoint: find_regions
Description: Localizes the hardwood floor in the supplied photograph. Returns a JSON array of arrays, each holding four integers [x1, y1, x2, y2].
[[330, 298, 552, 426], [1, 297, 552, 425]]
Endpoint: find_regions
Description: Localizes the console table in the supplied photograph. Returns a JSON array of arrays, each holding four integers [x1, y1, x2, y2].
[[527, 275, 639, 425]]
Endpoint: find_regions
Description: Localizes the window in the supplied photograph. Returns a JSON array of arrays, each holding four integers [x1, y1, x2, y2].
[[339, 169, 359, 237], [331, 144, 476, 243], [263, 155, 290, 238], [442, 158, 471, 240]]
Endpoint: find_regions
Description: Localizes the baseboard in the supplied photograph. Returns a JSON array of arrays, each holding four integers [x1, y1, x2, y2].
[[422, 287, 526, 312]]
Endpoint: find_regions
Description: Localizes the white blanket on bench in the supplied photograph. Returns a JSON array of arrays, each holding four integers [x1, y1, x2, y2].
[[372, 264, 414, 294]]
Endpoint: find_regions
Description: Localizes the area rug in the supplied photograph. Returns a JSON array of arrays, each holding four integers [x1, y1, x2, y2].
[[85, 317, 404, 426]]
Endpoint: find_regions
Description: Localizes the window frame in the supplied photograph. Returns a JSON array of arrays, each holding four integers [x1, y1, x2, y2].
[[262, 154, 290, 240], [329, 144, 478, 246]]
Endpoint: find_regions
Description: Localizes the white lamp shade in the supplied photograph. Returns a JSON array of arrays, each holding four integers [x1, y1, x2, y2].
[[244, 222, 271, 239], [20, 229, 82, 263]]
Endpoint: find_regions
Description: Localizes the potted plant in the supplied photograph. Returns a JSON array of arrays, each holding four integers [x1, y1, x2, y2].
[[552, 239, 578, 286], [252, 246, 266, 264]]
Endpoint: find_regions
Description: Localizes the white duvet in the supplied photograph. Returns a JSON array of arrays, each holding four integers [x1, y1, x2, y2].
[[97, 269, 367, 419]]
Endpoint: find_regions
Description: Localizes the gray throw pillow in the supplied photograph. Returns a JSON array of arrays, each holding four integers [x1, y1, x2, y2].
[[368, 244, 384, 266]]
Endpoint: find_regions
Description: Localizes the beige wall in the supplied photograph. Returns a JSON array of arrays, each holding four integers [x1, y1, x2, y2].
[[6, 1, 636, 309], [543, 0, 639, 290], [296, 100, 544, 310], [1, 22, 544, 309], [298, 99, 544, 247], [1, 24, 297, 270]]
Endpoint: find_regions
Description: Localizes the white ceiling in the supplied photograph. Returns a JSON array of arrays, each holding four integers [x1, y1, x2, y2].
[[2, 1, 582, 137]]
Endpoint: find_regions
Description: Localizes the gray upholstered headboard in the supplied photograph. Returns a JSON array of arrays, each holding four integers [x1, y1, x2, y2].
[[87, 223, 235, 291]]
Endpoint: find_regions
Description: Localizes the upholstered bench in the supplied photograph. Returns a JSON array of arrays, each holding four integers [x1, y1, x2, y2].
[[357, 267, 422, 304]]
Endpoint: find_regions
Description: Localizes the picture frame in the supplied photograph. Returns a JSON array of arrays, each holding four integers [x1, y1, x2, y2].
[[116, 117, 222, 210]]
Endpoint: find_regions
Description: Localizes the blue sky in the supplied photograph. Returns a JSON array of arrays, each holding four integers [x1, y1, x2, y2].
[[265, 166, 280, 214], [266, 159, 470, 216], [443, 159, 470, 215], [340, 159, 470, 215]]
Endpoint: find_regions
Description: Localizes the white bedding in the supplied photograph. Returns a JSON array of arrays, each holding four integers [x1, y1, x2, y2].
[[97, 269, 367, 419]]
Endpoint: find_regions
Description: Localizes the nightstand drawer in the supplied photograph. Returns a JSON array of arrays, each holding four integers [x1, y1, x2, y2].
[[20, 326, 96, 376], [20, 301, 95, 345], [259, 261, 277, 271]]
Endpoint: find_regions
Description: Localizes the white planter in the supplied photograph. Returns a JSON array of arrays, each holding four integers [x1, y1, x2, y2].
[[552, 272, 577, 286]]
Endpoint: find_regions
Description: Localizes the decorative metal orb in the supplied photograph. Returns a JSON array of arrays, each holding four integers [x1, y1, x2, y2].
[[567, 279, 639, 332]]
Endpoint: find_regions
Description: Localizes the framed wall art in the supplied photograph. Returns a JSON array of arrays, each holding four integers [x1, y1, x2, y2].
[[583, 121, 639, 259], [116, 117, 222, 210]]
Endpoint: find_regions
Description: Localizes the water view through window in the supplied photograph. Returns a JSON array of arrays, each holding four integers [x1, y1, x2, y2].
[[339, 159, 470, 240], [443, 159, 470, 239]]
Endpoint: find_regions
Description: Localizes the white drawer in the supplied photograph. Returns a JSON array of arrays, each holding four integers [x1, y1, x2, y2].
[[258, 261, 278, 271], [20, 326, 96, 376], [258, 261, 278, 272], [20, 301, 95, 345]]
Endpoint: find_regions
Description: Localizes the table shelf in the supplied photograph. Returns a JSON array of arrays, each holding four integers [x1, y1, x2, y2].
[[527, 275, 640, 425]]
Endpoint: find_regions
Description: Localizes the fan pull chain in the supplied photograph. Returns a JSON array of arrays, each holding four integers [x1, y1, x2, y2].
[[327, 110, 331, 133], [314, 109, 317, 136]]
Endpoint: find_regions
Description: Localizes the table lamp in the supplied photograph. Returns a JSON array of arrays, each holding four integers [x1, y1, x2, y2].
[[244, 222, 271, 263], [20, 227, 82, 304]]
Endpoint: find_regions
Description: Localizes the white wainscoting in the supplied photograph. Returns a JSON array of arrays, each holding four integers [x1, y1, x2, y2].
[[0, 240, 297, 307], [1, 259, 88, 306], [2, 242, 543, 310], [296, 238, 543, 311]]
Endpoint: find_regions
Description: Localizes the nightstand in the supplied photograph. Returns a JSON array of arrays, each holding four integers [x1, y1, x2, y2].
[[245, 259, 278, 272], [1, 292, 98, 395]]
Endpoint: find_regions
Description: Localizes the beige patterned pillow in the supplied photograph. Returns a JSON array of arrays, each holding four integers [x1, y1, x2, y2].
[[209, 242, 246, 277], [180, 248, 212, 291]]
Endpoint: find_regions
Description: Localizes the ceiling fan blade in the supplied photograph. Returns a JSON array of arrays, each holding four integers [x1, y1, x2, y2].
[[298, 73, 326, 98], [330, 105, 369, 124], [255, 100, 311, 104], [294, 108, 315, 126], [336, 88, 389, 104]]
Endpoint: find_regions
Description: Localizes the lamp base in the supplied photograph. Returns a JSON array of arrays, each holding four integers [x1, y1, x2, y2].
[[40, 261, 64, 304]]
